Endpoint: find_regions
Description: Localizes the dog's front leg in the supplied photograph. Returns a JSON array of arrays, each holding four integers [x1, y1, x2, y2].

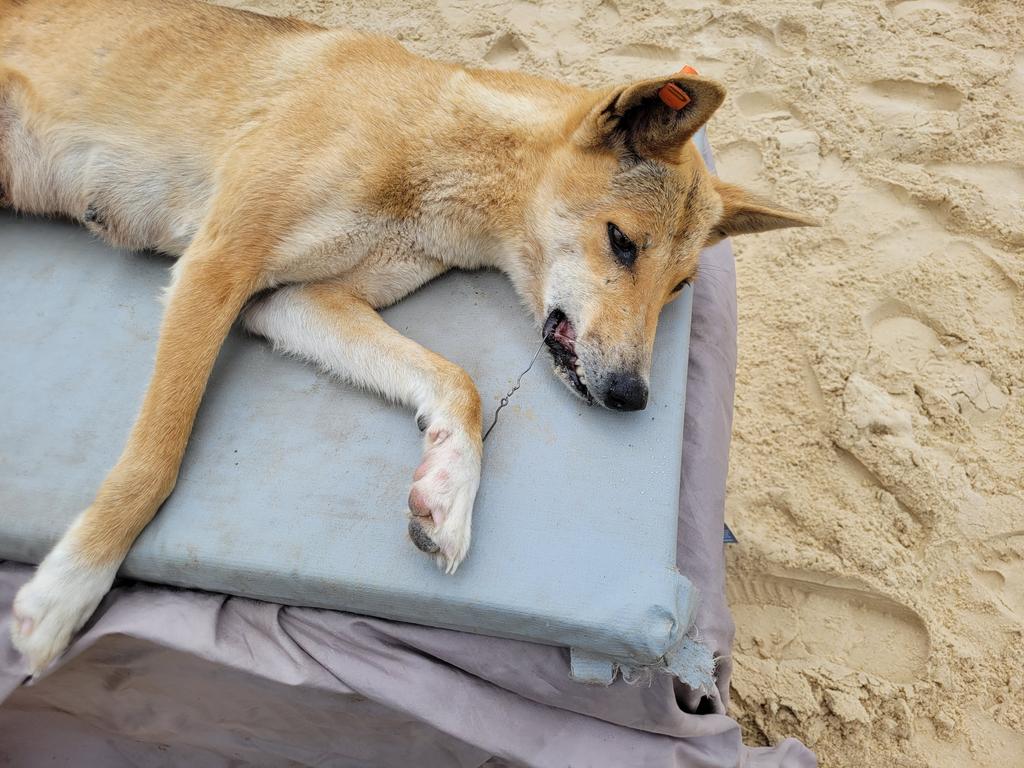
[[10, 230, 267, 675], [244, 281, 482, 573]]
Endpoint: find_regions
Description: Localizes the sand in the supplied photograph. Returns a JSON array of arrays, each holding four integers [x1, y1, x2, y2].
[[224, 1, 1024, 764]]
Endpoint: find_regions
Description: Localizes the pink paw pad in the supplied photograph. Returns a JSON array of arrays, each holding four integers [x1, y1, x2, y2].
[[408, 486, 432, 519]]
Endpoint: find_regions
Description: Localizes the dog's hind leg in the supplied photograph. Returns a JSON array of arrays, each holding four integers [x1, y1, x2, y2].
[[243, 279, 482, 574], [10, 224, 268, 675]]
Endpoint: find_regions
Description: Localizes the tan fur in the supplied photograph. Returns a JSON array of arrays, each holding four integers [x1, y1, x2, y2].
[[2, 0, 811, 673]]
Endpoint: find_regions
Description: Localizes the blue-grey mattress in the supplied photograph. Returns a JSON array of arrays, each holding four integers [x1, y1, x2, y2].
[[0, 135, 714, 684]]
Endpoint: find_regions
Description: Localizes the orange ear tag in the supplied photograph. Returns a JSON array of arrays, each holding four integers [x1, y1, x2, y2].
[[658, 83, 690, 110], [658, 65, 698, 110]]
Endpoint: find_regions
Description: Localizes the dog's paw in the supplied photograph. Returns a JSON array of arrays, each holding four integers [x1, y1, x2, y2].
[[10, 543, 116, 677], [407, 423, 480, 574]]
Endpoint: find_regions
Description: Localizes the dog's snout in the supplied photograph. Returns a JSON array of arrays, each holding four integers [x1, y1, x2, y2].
[[603, 372, 648, 411]]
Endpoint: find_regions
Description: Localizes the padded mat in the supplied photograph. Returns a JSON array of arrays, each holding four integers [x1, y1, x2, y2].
[[0, 150, 706, 682]]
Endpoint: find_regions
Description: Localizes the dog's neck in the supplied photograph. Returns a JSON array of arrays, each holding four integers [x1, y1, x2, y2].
[[413, 69, 586, 312]]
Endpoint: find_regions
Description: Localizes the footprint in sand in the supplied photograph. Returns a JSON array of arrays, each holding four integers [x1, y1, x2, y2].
[[887, 0, 963, 18], [871, 160, 1024, 250], [973, 562, 1024, 617], [866, 301, 1009, 425], [717, 140, 764, 181], [833, 373, 961, 531], [595, 0, 620, 24], [773, 17, 807, 51], [971, 533, 1024, 621], [728, 572, 930, 683], [856, 79, 964, 113], [731, 92, 821, 172], [606, 43, 680, 65], [926, 162, 1024, 236], [735, 90, 796, 121], [688, 15, 783, 58], [483, 31, 529, 66]]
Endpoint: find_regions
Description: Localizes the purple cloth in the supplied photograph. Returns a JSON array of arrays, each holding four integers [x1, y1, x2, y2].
[[0, 236, 814, 766]]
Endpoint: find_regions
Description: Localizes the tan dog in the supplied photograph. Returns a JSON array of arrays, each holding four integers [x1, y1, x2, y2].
[[1, 0, 811, 674]]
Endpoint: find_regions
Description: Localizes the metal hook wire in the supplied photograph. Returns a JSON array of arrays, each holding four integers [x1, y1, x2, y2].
[[482, 338, 548, 442]]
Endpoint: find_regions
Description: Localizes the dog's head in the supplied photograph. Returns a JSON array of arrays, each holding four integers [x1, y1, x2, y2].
[[523, 71, 813, 410]]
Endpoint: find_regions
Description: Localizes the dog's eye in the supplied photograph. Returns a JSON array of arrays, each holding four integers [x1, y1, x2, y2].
[[607, 222, 637, 267], [671, 279, 689, 293]]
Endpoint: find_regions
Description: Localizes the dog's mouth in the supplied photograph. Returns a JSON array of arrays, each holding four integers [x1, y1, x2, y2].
[[543, 309, 593, 403]]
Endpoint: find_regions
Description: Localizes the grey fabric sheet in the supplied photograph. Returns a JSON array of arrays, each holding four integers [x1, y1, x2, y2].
[[0, 133, 816, 765]]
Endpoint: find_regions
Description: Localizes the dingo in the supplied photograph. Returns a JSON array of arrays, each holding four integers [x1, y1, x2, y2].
[[1, 0, 811, 674]]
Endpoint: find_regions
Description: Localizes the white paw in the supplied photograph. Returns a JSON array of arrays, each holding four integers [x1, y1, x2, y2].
[[10, 539, 117, 677], [407, 423, 480, 574]]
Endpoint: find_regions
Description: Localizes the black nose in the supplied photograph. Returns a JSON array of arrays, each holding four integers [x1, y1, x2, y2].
[[603, 372, 649, 411]]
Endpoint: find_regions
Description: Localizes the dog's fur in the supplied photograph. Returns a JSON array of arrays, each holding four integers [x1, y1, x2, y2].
[[1, 0, 811, 674]]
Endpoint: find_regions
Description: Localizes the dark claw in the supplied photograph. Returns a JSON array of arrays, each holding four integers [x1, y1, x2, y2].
[[408, 519, 439, 554], [83, 205, 103, 226], [416, 413, 429, 432]]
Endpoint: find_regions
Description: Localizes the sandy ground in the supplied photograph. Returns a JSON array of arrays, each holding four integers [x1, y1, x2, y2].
[[227, 1, 1024, 764]]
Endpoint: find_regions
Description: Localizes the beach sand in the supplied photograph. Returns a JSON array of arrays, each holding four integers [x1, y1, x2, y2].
[[227, 1, 1024, 764]]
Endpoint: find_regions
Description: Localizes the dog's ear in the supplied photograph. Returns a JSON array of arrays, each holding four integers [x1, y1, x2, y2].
[[573, 72, 726, 163], [706, 179, 817, 245]]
